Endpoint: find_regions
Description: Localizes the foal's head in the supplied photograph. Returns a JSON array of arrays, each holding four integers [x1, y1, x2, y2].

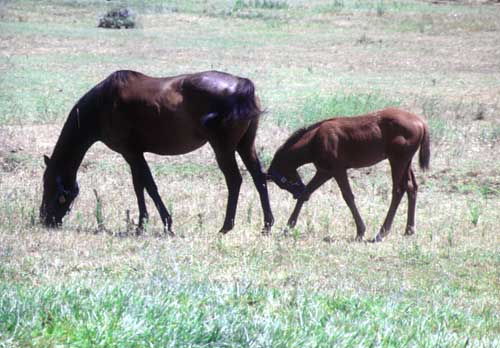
[[267, 151, 306, 200], [40, 155, 79, 227]]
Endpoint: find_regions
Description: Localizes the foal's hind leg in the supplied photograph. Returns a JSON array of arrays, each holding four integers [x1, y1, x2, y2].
[[333, 170, 366, 241], [237, 130, 274, 234], [374, 158, 409, 242], [404, 167, 418, 236], [125, 154, 173, 236]]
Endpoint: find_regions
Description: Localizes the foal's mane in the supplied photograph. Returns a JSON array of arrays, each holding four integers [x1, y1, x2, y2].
[[280, 121, 322, 151]]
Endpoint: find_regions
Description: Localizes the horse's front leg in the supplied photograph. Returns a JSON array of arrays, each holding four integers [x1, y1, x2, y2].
[[131, 169, 148, 235], [214, 150, 242, 234], [124, 153, 174, 236]]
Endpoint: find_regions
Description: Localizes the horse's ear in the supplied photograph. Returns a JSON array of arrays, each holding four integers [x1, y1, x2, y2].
[[43, 155, 51, 166]]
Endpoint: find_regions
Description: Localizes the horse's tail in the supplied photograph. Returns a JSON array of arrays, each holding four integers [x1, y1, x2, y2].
[[419, 121, 430, 171], [203, 77, 263, 128], [181, 72, 262, 128], [230, 77, 263, 121]]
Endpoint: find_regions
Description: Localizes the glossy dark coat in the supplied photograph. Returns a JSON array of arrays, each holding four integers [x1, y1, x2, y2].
[[40, 70, 274, 234]]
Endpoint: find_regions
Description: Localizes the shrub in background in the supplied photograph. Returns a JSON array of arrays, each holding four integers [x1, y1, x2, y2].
[[98, 7, 136, 29]]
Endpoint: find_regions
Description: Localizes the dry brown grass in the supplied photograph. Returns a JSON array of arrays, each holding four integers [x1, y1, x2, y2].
[[0, 2, 499, 337]]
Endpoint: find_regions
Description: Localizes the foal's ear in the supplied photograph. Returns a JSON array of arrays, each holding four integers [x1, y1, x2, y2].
[[43, 155, 51, 166]]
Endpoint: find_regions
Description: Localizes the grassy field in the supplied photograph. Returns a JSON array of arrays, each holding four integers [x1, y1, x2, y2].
[[1, 0, 500, 347]]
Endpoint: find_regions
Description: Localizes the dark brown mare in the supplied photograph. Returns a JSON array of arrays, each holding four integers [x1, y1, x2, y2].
[[40, 70, 274, 235], [267, 108, 430, 242]]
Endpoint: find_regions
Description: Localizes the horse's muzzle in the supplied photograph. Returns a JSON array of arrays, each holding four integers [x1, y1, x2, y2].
[[40, 207, 63, 228]]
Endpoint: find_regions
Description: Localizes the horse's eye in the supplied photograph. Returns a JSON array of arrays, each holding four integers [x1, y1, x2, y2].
[[281, 177, 286, 184], [58, 195, 67, 204]]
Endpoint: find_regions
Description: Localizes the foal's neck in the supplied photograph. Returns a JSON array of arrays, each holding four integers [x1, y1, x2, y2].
[[277, 137, 313, 171]]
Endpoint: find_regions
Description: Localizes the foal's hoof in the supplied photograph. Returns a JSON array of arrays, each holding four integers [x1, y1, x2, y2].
[[134, 226, 145, 236], [281, 226, 290, 236]]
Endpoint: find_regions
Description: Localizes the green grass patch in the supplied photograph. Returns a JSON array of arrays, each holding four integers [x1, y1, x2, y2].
[[275, 91, 400, 129], [1, 279, 497, 348]]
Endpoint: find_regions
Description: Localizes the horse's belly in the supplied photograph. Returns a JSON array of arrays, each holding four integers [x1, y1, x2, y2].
[[101, 113, 208, 155], [146, 136, 207, 155]]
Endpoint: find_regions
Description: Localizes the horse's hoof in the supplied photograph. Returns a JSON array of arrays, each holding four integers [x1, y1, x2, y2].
[[371, 234, 384, 243], [163, 228, 175, 237], [261, 225, 272, 236], [355, 235, 364, 242], [404, 226, 416, 236]]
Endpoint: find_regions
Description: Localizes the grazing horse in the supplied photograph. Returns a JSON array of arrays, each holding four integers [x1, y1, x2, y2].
[[40, 70, 274, 235], [267, 108, 430, 242]]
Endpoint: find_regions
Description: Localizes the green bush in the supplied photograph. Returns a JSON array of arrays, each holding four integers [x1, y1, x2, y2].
[[98, 7, 137, 29]]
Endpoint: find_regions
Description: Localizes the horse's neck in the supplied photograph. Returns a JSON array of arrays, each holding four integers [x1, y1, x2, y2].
[[50, 107, 98, 180]]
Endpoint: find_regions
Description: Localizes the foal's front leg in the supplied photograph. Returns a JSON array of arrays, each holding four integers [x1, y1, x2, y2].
[[333, 170, 366, 241], [286, 170, 331, 231]]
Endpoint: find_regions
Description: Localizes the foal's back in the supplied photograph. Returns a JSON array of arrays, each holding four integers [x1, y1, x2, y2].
[[312, 108, 427, 169]]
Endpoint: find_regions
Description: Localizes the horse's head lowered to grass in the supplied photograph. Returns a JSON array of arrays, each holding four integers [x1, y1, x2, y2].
[[40, 155, 79, 227]]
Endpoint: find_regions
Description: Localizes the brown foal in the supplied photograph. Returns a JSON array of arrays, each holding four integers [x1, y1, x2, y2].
[[267, 108, 430, 242], [40, 70, 274, 235]]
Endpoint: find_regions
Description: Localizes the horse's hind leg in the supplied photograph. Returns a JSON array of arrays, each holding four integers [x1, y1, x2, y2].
[[404, 167, 418, 236], [374, 157, 409, 242], [213, 149, 242, 234], [125, 154, 173, 235], [333, 170, 366, 241], [237, 126, 274, 234]]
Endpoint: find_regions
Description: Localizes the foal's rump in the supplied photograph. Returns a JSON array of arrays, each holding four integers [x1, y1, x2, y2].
[[377, 108, 430, 170]]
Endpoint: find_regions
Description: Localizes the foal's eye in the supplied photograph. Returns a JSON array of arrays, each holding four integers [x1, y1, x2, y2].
[[281, 177, 286, 184], [58, 195, 67, 204]]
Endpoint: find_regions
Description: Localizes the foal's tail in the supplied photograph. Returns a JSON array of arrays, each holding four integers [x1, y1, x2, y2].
[[419, 122, 431, 171]]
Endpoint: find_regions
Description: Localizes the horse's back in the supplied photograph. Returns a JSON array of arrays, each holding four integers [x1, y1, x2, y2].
[[88, 70, 260, 155]]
